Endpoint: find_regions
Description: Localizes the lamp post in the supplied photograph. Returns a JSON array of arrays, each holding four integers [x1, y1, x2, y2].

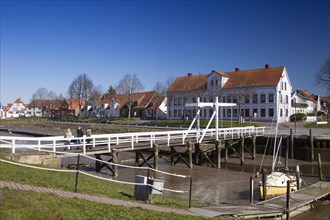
[[295, 97, 297, 134]]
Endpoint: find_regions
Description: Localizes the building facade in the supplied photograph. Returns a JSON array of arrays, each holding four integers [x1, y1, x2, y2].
[[167, 65, 292, 122]]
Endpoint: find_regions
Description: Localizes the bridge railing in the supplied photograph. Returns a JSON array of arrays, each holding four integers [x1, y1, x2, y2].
[[0, 126, 264, 154]]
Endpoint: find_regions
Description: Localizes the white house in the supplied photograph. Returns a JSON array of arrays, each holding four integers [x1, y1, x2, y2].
[[167, 64, 293, 122], [291, 90, 316, 115], [5, 98, 26, 118]]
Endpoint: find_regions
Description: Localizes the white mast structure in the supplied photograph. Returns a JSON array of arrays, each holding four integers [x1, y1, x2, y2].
[[184, 96, 236, 143]]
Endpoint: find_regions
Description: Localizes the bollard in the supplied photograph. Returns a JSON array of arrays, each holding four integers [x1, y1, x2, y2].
[[309, 129, 314, 161]]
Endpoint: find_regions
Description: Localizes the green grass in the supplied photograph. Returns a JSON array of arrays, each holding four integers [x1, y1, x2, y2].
[[145, 120, 258, 128], [0, 158, 203, 209], [0, 189, 207, 220], [304, 121, 330, 129]]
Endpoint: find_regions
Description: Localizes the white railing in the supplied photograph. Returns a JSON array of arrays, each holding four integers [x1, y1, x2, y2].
[[0, 126, 264, 154]]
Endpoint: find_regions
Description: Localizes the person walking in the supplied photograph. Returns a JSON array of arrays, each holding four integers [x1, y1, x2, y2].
[[86, 128, 92, 149], [76, 126, 84, 148], [64, 128, 73, 149]]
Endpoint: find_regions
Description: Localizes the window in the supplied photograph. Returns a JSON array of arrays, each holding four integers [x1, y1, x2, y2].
[[286, 95, 288, 104], [227, 109, 231, 117], [204, 109, 207, 117], [192, 97, 196, 103], [261, 94, 265, 103], [193, 109, 196, 117], [233, 97, 237, 103], [174, 98, 177, 106], [227, 96, 232, 103], [245, 109, 250, 117], [285, 82, 287, 91], [174, 110, 177, 117], [253, 109, 258, 117], [215, 79, 218, 85], [223, 109, 226, 117], [211, 80, 214, 86], [261, 108, 266, 117], [253, 95, 258, 103], [269, 108, 274, 117], [281, 82, 283, 90], [209, 109, 213, 116], [245, 95, 249, 103], [233, 109, 237, 117], [280, 108, 283, 117], [178, 110, 182, 117], [280, 94, 283, 103], [285, 109, 288, 116], [269, 94, 274, 103], [178, 98, 182, 106]]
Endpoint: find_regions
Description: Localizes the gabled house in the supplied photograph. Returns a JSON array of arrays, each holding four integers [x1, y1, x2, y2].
[[292, 90, 316, 115], [6, 98, 26, 118], [167, 64, 293, 122], [66, 98, 85, 116], [101, 91, 167, 119]]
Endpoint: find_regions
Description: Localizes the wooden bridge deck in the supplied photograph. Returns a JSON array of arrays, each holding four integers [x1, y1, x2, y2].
[[190, 181, 330, 218]]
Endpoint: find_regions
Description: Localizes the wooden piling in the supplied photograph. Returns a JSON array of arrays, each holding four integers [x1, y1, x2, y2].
[[216, 141, 221, 169], [135, 150, 139, 166], [113, 150, 118, 176], [262, 169, 267, 201], [250, 176, 254, 204], [295, 166, 300, 190], [286, 180, 291, 220], [154, 143, 159, 170], [240, 137, 244, 165], [318, 153, 323, 181], [225, 141, 228, 164], [309, 129, 314, 162], [290, 128, 294, 159], [252, 135, 256, 160], [188, 142, 193, 168]]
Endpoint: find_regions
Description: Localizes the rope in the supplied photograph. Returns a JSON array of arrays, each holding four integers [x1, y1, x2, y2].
[[0, 159, 77, 173]]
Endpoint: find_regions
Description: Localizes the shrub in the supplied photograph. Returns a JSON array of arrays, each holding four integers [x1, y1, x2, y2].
[[290, 113, 306, 122]]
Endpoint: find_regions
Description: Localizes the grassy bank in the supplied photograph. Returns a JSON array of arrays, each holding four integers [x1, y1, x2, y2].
[[0, 189, 206, 220], [0, 158, 203, 209]]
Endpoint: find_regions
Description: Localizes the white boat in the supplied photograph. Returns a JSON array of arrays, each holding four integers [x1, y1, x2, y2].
[[259, 118, 302, 199]]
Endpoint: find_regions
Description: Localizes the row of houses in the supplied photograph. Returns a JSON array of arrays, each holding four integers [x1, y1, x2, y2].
[[1, 64, 329, 122]]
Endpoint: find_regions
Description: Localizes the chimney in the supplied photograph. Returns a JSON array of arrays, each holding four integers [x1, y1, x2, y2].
[[265, 64, 270, 69], [187, 73, 193, 77], [235, 67, 240, 72]]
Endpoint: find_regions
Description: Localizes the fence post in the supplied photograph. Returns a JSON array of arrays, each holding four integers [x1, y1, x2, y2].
[[286, 180, 291, 220], [74, 154, 81, 193], [189, 176, 192, 208], [145, 169, 150, 204]]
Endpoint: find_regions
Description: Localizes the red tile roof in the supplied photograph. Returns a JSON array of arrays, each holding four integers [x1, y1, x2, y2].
[[222, 67, 284, 89], [167, 74, 208, 92]]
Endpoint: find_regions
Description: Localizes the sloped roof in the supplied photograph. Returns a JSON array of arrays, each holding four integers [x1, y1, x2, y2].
[[167, 74, 208, 92], [66, 98, 86, 110], [133, 91, 156, 109], [168, 66, 284, 92], [14, 98, 24, 104], [222, 67, 284, 89]]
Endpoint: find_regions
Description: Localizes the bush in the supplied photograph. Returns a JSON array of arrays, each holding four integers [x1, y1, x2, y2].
[[317, 111, 325, 117], [290, 113, 307, 122]]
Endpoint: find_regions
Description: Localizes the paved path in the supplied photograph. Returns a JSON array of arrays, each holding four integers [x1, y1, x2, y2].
[[0, 181, 199, 217]]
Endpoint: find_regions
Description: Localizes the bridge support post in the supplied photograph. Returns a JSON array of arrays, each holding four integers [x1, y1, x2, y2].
[[309, 129, 314, 162], [240, 137, 244, 165], [195, 143, 201, 165], [225, 141, 228, 164], [187, 142, 193, 168], [113, 150, 118, 176], [135, 150, 139, 166], [216, 140, 221, 169], [290, 128, 294, 159], [153, 143, 159, 170], [252, 135, 256, 160]]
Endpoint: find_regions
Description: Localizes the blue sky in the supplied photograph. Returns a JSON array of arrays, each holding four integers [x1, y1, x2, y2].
[[1, 0, 329, 105]]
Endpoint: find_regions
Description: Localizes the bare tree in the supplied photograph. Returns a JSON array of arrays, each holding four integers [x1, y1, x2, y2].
[[116, 73, 144, 118], [153, 81, 167, 96], [90, 85, 104, 101], [68, 73, 94, 116], [315, 57, 330, 94], [32, 87, 49, 100]]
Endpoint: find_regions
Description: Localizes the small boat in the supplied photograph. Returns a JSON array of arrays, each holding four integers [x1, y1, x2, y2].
[[259, 171, 300, 198], [259, 118, 302, 199]]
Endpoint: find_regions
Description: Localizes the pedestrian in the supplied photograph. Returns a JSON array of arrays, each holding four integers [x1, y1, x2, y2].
[[76, 126, 84, 148], [86, 128, 92, 149], [64, 128, 73, 149]]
